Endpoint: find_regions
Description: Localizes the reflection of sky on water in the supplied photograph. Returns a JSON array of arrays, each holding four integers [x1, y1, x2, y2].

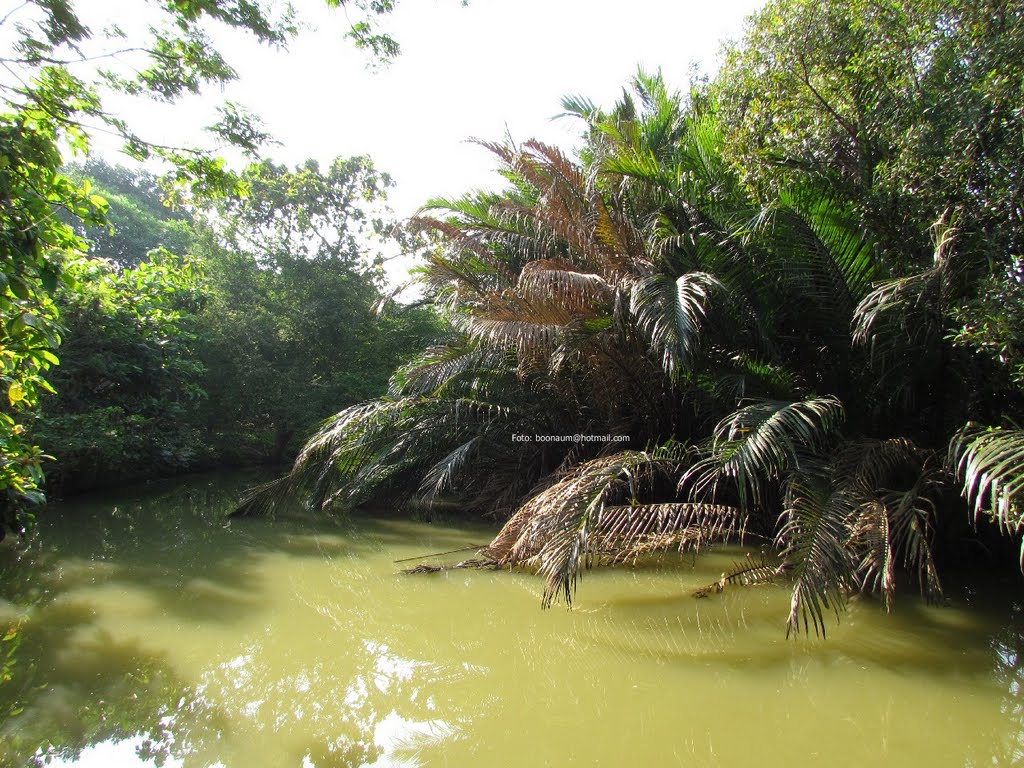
[[35, 637, 463, 768], [187, 637, 464, 767], [40, 737, 186, 767]]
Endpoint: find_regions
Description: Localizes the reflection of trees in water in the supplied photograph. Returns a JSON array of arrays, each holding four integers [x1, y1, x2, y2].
[[0, 600, 229, 766], [977, 621, 1024, 768], [0, 473, 465, 767], [0, 473, 266, 766], [188, 638, 462, 767]]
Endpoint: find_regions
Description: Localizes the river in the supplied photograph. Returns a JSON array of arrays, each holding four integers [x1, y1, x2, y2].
[[0, 472, 1022, 767]]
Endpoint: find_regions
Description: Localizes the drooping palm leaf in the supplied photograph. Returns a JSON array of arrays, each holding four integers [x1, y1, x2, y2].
[[629, 271, 726, 379], [484, 446, 730, 607], [692, 554, 785, 598], [950, 423, 1024, 565], [777, 473, 858, 637], [882, 473, 943, 602], [687, 396, 845, 513], [850, 500, 895, 611]]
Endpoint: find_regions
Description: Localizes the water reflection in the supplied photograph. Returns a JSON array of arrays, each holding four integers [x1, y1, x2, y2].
[[975, 621, 1024, 767], [1, 473, 1024, 766]]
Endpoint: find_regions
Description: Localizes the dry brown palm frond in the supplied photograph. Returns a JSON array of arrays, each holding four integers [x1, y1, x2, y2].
[[401, 558, 497, 575], [881, 473, 943, 603], [850, 499, 895, 612], [467, 317, 564, 354], [517, 258, 615, 313], [506, 141, 613, 270], [483, 451, 665, 563], [832, 437, 942, 609], [519, 140, 589, 205], [594, 193, 651, 274], [410, 216, 492, 260], [483, 447, 724, 607], [595, 502, 742, 563], [467, 137, 518, 167]]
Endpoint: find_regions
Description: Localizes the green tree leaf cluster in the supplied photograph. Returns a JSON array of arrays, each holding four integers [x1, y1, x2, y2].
[[35, 252, 208, 491], [196, 156, 438, 462], [0, 0, 407, 529], [29, 158, 438, 490]]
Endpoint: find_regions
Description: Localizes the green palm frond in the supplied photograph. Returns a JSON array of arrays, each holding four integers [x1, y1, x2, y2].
[[950, 424, 1024, 564], [687, 396, 845, 512], [851, 215, 963, 409], [389, 340, 508, 398], [770, 187, 879, 312], [235, 398, 410, 516], [558, 93, 599, 122], [777, 473, 858, 637], [629, 271, 726, 378], [831, 437, 928, 493], [417, 436, 482, 504]]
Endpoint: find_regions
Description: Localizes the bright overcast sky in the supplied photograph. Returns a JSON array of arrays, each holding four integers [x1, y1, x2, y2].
[[91, 0, 767, 218]]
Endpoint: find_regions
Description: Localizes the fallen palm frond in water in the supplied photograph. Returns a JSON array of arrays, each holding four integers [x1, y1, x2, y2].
[[478, 449, 744, 607], [692, 554, 785, 598]]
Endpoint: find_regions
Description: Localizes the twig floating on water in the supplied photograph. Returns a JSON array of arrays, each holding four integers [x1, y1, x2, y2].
[[393, 544, 488, 564]]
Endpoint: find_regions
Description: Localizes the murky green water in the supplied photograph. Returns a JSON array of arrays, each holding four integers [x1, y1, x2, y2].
[[1, 473, 1023, 767]]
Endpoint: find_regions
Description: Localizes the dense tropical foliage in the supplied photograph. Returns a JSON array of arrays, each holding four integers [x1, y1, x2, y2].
[[0, 0, 411, 531], [254, 0, 1024, 634], [26, 157, 435, 493]]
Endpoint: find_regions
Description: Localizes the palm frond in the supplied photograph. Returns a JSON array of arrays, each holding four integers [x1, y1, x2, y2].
[[595, 502, 741, 563], [687, 396, 845, 512], [629, 271, 726, 378], [777, 473, 857, 637], [950, 423, 1024, 565], [692, 554, 784, 598], [389, 340, 507, 397], [882, 473, 943, 602], [850, 500, 895, 611], [516, 259, 614, 313], [417, 436, 481, 505], [484, 447, 705, 607]]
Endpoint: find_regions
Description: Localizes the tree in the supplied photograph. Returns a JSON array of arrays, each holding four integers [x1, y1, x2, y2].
[[196, 156, 438, 463], [0, 0, 409, 531], [33, 253, 208, 493], [64, 160, 195, 266], [714, 0, 1024, 271], [252, 59, 1024, 635], [0, 108, 104, 532]]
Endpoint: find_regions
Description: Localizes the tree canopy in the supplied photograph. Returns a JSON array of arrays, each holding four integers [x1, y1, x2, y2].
[[0, 0, 410, 531]]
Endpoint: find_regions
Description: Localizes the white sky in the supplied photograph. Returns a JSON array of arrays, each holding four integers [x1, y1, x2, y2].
[[90, 0, 766, 216], [68, 0, 767, 283]]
